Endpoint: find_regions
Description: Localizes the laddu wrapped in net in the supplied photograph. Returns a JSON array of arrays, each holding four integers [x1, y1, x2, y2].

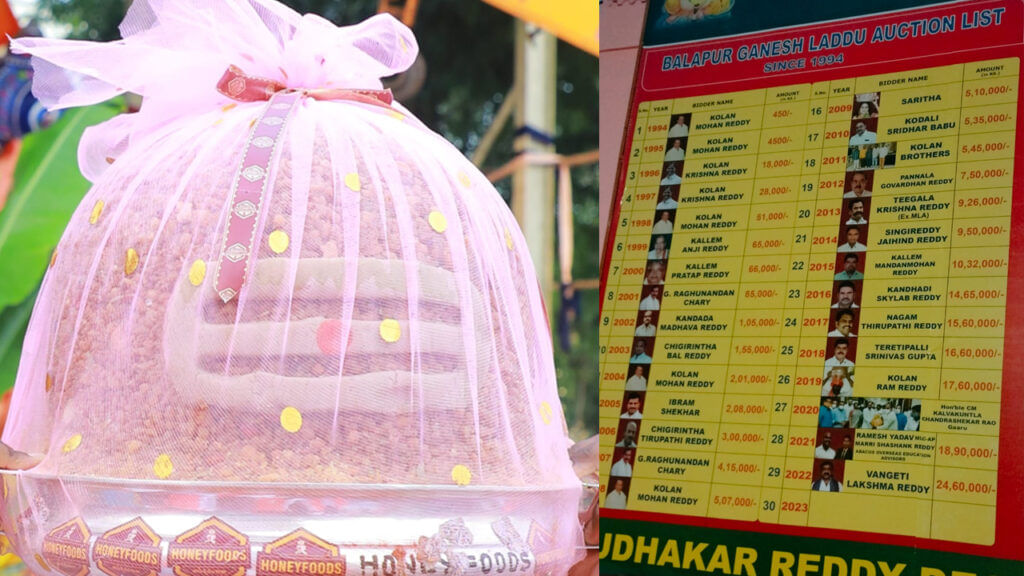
[[2, 2, 583, 574]]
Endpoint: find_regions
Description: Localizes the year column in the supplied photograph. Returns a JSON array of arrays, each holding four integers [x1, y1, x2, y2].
[[932, 57, 1019, 545]]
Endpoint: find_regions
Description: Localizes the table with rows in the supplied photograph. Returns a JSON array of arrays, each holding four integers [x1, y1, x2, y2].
[[600, 57, 1018, 545]]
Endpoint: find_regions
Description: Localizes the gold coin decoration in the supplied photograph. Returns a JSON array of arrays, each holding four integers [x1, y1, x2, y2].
[[89, 200, 105, 225], [505, 229, 514, 250], [451, 464, 472, 486], [268, 230, 290, 254], [345, 172, 361, 192], [35, 554, 50, 572], [399, 36, 408, 53], [45, 373, 53, 393], [280, 406, 303, 433], [428, 211, 448, 233], [188, 259, 207, 286], [539, 401, 553, 425], [49, 249, 57, 269], [222, 103, 237, 113], [63, 434, 82, 453], [389, 110, 406, 122], [379, 319, 401, 343], [458, 172, 472, 188], [124, 248, 140, 276], [154, 454, 174, 479]]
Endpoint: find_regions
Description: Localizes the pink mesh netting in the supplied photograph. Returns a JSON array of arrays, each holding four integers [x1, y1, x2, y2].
[[3, 1, 583, 573]]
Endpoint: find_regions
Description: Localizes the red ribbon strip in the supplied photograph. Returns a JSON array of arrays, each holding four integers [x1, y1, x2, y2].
[[216, 65, 394, 106], [213, 66, 394, 303]]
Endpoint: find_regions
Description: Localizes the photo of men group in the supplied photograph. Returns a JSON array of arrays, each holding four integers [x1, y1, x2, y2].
[[847, 141, 898, 170], [819, 397, 923, 431], [846, 93, 897, 170], [815, 428, 856, 460]]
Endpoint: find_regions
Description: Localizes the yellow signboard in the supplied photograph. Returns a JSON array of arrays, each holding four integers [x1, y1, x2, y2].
[[481, 0, 598, 56]]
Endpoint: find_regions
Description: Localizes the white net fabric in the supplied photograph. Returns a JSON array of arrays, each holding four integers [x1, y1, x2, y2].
[[2, 2, 582, 574]]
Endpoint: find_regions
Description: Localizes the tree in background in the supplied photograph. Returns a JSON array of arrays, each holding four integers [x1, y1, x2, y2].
[[17, 0, 599, 436]]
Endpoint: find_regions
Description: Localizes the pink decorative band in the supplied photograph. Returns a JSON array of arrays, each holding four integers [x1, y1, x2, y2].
[[213, 67, 394, 303], [216, 65, 394, 106], [214, 90, 300, 303]]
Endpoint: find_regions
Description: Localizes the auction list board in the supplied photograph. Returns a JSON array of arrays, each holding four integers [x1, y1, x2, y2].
[[600, 1, 1024, 573]]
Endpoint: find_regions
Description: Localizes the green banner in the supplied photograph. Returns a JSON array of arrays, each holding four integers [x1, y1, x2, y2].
[[602, 518, 1024, 576]]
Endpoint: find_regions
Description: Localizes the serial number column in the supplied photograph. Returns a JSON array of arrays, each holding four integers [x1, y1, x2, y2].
[[932, 57, 1019, 545], [598, 100, 653, 508], [638, 88, 765, 518], [706, 86, 799, 522], [777, 78, 854, 526], [753, 82, 825, 524]]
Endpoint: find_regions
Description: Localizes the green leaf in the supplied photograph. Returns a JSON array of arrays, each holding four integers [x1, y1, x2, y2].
[[0, 289, 38, 393], [0, 101, 122, 308]]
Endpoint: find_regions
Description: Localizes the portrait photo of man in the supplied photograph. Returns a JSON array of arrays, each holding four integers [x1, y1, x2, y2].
[[648, 235, 670, 261], [835, 434, 854, 460], [831, 281, 860, 309], [824, 337, 855, 376], [660, 162, 683, 186], [846, 198, 868, 224], [625, 365, 647, 391], [837, 225, 867, 253], [849, 120, 877, 145], [834, 253, 864, 281], [827, 309, 857, 338], [605, 478, 629, 509], [620, 393, 643, 420], [644, 260, 666, 286], [843, 171, 872, 198], [811, 460, 843, 492], [652, 210, 675, 234], [616, 421, 639, 448], [664, 138, 686, 162], [629, 341, 653, 364], [668, 113, 690, 138], [656, 187, 679, 210], [814, 431, 837, 459], [639, 286, 662, 311], [610, 449, 634, 477], [634, 310, 657, 337]]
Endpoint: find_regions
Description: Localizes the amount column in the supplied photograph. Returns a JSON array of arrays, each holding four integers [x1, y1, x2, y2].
[[932, 57, 1018, 545]]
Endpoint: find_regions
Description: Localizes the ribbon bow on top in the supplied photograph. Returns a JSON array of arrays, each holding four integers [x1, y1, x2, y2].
[[10, 0, 419, 182], [12, 0, 420, 303], [216, 65, 394, 107]]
